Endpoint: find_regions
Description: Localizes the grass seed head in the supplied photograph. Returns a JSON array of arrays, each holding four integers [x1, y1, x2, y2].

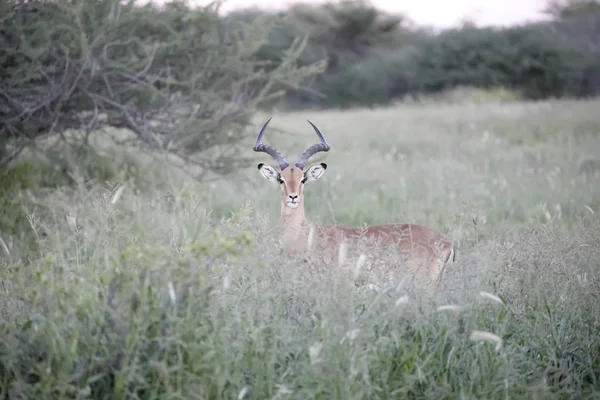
[[470, 330, 503, 351], [479, 291, 504, 305], [437, 304, 466, 313]]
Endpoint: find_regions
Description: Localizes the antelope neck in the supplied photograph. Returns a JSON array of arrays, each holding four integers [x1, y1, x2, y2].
[[280, 198, 310, 247]]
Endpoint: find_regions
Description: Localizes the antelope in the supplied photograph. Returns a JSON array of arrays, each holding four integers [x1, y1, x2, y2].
[[253, 118, 455, 290]]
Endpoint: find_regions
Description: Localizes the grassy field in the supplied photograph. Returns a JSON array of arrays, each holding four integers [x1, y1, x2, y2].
[[1, 95, 600, 398]]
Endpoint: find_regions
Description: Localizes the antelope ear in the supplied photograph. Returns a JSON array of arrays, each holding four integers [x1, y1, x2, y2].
[[258, 163, 280, 182], [304, 163, 327, 182]]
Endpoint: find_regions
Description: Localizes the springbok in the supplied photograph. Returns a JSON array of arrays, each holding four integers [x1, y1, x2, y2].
[[253, 118, 455, 290]]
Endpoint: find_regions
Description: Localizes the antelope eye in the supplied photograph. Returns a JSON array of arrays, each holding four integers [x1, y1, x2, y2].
[[278, 178, 284, 185], [301, 178, 306, 184]]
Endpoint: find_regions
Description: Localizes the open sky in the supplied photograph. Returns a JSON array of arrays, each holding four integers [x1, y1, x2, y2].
[[206, 0, 550, 28]]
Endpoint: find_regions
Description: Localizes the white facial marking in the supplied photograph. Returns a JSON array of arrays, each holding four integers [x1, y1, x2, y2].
[[285, 201, 299, 209]]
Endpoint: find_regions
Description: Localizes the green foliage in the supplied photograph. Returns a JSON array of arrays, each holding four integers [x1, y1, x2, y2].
[[228, 2, 600, 110], [545, 0, 600, 19], [0, 0, 322, 174], [0, 132, 178, 257], [305, 48, 416, 108], [548, 0, 600, 97], [225, 1, 425, 109], [280, 1, 424, 109], [0, 163, 36, 255], [288, 0, 404, 64], [407, 24, 591, 99], [5, 0, 599, 124]]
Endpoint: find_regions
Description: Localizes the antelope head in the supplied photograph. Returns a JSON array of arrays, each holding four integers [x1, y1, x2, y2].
[[253, 118, 330, 212]]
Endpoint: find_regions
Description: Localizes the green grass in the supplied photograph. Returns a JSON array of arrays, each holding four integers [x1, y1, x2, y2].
[[1, 97, 600, 398]]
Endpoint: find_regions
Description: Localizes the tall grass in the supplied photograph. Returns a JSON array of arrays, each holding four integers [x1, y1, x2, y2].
[[1, 97, 599, 398]]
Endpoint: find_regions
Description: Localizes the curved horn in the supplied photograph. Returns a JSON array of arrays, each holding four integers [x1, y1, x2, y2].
[[253, 117, 289, 170], [295, 120, 330, 169]]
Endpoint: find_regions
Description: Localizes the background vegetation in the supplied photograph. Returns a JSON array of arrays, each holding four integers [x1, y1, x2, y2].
[[236, 0, 600, 109], [1, 0, 600, 398]]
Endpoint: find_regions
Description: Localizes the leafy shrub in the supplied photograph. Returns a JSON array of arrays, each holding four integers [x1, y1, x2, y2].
[[226, 1, 424, 109], [241, 1, 600, 109], [306, 48, 418, 108], [0, 0, 322, 174], [408, 24, 595, 99]]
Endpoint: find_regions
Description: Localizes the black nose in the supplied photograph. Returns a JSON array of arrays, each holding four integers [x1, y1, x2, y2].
[[289, 195, 298, 200]]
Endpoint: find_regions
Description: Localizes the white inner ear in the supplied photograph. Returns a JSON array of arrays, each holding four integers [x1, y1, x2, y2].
[[304, 164, 326, 182], [259, 164, 280, 182]]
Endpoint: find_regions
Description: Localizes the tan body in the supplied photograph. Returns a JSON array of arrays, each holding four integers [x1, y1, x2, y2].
[[254, 119, 454, 291], [317, 224, 454, 279]]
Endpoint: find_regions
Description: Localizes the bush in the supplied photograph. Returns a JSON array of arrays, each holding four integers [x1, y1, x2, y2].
[[302, 48, 418, 108], [227, 1, 424, 110], [0, 0, 322, 174], [244, 1, 600, 109], [550, 1, 600, 96], [408, 24, 595, 99]]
